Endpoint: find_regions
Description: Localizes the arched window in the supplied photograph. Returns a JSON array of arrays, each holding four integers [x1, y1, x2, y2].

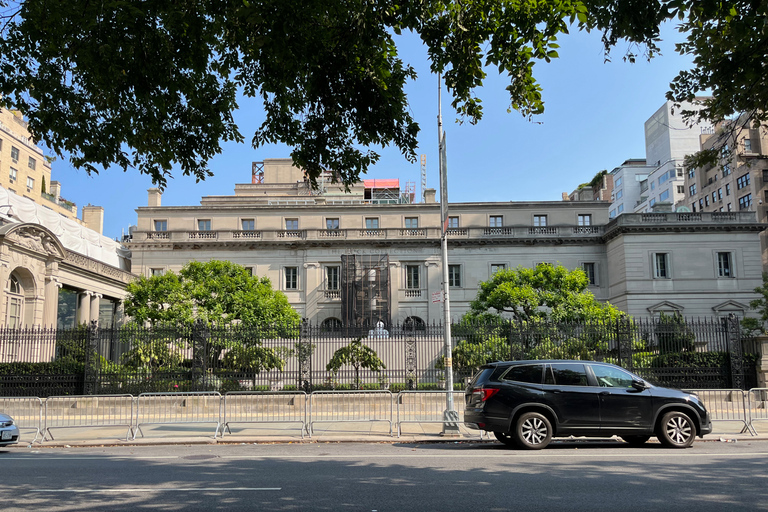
[[321, 317, 343, 332], [6, 274, 24, 328], [403, 316, 426, 331]]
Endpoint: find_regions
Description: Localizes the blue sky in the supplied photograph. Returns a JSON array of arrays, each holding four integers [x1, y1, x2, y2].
[[50, 22, 695, 240]]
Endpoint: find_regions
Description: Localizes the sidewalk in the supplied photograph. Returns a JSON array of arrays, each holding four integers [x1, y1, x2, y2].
[[7, 420, 767, 449]]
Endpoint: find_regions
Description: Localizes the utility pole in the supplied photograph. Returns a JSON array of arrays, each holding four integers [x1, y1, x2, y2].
[[438, 74, 459, 435]]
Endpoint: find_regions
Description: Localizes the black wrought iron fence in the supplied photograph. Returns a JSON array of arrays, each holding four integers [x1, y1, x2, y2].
[[0, 317, 761, 397]]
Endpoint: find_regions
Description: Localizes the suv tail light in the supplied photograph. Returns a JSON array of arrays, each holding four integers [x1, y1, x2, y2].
[[472, 388, 500, 402]]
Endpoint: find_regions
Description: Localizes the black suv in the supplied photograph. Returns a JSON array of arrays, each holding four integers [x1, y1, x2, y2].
[[464, 360, 712, 449]]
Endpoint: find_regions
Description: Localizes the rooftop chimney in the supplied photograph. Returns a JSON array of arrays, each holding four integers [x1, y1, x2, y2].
[[82, 205, 104, 235], [148, 188, 162, 207]]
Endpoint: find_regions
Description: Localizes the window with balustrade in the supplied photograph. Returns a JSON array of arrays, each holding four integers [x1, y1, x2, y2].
[[406, 265, 420, 290]]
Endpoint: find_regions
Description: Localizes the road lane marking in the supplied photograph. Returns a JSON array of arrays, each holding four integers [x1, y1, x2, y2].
[[30, 487, 281, 493]]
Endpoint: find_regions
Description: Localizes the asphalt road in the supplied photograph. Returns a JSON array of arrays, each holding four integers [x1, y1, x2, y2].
[[2, 440, 768, 511]]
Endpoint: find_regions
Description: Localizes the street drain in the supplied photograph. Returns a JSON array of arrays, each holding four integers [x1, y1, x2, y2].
[[182, 454, 220, 460]]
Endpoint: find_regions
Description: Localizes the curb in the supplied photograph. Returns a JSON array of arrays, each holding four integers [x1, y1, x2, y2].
[[7, 434, 767, 450]]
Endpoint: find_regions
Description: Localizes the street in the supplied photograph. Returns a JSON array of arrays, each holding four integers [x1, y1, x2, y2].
[[2, 440, 768, 511]]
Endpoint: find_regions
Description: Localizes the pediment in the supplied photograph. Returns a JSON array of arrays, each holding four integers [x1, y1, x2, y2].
[[0, 222, 67, 259], [647, 300, 684, 314], [711, 300, 748, 313]]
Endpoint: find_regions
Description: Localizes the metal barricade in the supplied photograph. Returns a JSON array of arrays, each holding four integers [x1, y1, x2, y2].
[[685, 389, 754, 436], [396, 390, 480, 438], [43, 395, 134, 441], [134, 392, 221, 440], [0, 396, 43, 444], [308, 390, 393, 436], [747, 388, 768, 434], [220, 391, 307, 438]]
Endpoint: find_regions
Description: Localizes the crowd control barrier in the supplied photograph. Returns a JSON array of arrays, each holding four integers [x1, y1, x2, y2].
[[308, 390, 394, 436], [44, 395, 134, 441], [1, 387, 766, 443], [0, 396, 43, 443], [220, 391, 308, 438], [134, 392, 222, 440]]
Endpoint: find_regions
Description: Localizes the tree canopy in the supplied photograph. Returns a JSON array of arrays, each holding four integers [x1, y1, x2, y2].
[[0, 1, 761, 186], [123, 260, 300, 326], [467, 263, 622, 323]]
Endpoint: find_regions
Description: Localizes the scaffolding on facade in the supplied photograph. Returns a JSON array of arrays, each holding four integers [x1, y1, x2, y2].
[[340, 254, 391, 327]]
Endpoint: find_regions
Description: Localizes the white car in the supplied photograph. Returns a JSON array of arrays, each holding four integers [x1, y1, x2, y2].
[[0, 413, 20, 447]]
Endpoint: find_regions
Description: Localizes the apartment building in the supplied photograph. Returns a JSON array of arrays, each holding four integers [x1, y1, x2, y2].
[[634, 100, 714, 213], [126, 159, 764, 325], [608, 159, 654, 218], [682, 119, 768, 267], [0, 108, 83, 222]]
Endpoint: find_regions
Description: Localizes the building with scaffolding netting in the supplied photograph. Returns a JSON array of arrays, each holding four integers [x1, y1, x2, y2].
[[340, 254, 391, 327]]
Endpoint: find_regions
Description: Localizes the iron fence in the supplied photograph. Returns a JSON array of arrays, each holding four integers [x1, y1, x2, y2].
[[0, 317, 761, 396]]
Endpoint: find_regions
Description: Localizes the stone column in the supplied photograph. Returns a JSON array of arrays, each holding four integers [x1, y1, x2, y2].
[[388, 261, 400, 323], [758, 335, 768, 389], [77, 291, 92, 325], [89, 293, 102, 325], [303, 263, 319, 320], [42, 273, 60, 328]]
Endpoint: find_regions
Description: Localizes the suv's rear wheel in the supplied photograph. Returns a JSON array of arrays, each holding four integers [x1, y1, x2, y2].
[[493, 431, 516, 447], [621, 435, 651, 446], [657, 411, 696, 448], [514, 412, 552, 450]]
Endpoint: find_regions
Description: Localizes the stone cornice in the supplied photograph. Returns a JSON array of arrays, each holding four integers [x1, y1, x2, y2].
[[61, 250, 136, 285]]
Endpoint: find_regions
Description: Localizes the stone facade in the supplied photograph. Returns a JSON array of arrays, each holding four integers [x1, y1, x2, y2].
[[126, 160, 765, 324], [0, 221, 132, 330]]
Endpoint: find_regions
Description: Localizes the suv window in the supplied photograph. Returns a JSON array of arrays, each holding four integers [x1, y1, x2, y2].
[[502, 364, 544, 384], [591, 365, 635, 388], [468, 368, 494, 388], [549, 363, 588, 386]]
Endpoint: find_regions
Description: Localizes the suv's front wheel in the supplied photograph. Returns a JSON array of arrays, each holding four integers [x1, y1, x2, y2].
[[514, 412, 553, 450], [657, 411, 696, 448]]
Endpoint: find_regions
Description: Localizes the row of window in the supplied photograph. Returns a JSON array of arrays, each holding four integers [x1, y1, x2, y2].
[[151, 251, 736, 289], [149, 262, 600, 291], [7, 167, 35, 190], [653, 251, 734, 279], [0, 138, 37, 169], [154, 214, 595, 232], [690, 184, 739, 212]]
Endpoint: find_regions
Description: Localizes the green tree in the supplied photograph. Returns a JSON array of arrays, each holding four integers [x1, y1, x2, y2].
[[452, 335, 509, 376], [123, 260, 300, 326], [122, 260, 298, 385], [123, 272, 191, 327], [655, 312, 696, 354], [0, 0, 686, 189], [326, 337, 385, 389], [747, 272, 768, 332], [468, 263, 622, 324]]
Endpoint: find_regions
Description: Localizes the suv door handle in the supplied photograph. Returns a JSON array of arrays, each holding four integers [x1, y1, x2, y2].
[[599, 391, 610, 396], [551, 389, 562, 393]]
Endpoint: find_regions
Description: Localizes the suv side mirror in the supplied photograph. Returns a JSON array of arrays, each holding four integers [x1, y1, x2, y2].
[[631, 379, 648, 391]]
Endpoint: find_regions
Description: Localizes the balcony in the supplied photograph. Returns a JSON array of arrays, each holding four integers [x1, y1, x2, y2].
[[610, 211, 756, 227], [128, 224, 607, 245], [323, 290, 340, 299]]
